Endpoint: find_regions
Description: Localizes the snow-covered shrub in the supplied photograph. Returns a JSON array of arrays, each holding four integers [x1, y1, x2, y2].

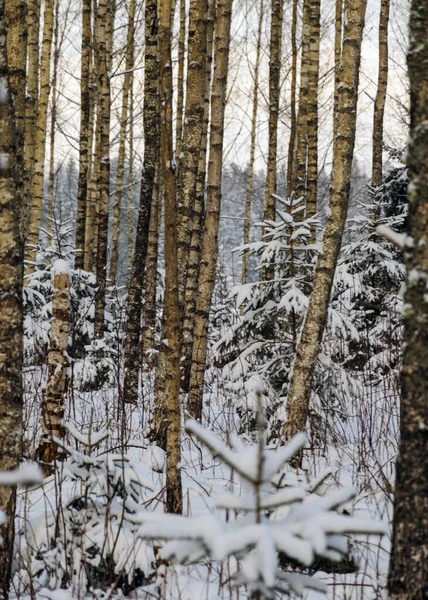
[[137, 404, 386, 599], [215, 195, 358, 442], [17, 426, 155, 594]]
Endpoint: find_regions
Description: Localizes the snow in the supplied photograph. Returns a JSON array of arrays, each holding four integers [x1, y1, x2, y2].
[[52, 259, 70, 276]]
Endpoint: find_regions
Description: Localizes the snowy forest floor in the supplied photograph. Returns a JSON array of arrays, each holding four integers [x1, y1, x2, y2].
[[12, 362, 397, 600]]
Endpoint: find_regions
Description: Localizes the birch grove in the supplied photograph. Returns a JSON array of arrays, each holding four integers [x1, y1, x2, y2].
[[0, 0, 425, 597]]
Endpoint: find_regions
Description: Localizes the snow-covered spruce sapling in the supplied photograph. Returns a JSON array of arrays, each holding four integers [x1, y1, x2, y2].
[[19, 425, 155, 594], [137, 399, 386, 599]]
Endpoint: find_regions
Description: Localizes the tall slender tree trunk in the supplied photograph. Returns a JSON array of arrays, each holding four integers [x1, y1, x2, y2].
[[176, 0, 208, 307], [187, 0, 233, 421], [175, 0, 186, 160], [47, 0, 60, 236], [286, 0, 298, 198], [76, 0, 92, 270], [294, 0, 310, 206], [0, 5, 23, 591], [262, 0, 283, 281], [334, 0, 343, 120], [4, 0, 27, 230], [25, 0, 55, 269], [23, 0, 40, 239], [372, 0, 390, 188], [93, 0, 113, 338], [284, 0, 367, 442], [142, 164, 161, 368], [242, 0, 263, 285], [127, 81, 135, 267], [305, 0, 320, 221], [387, 2, 428, 598], [180, 0, 215, 392], [122, 0, 159, 405], [37, 262, 71, 472], [158, 0, 183, 514], [109, 0, 136, 284]]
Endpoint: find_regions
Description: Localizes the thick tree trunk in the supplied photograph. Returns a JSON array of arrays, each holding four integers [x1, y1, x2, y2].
[[284, 0, 367, 442], [122, 0, 159, 405], [263, 0, 283, 226], [37, 263, 71, 472], [158, 0, 183, 514], [76, 0, 92, 270], [93, 0, 113, 338], [242, 0, 263, 285], [372, 0, 390, 188], [305, 0, 320, 221], [387, 2, 428, 598], [176, 0, 208, 307], [180, 0, 215, 392], [109, 0, 135, 284], [187, 0, 233, 421], [4, 0, 27, 230], [25, 0, 55, 269], [0, 6, 23, 591]]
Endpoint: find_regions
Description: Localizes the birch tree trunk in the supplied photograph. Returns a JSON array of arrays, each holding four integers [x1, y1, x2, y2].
[[286, 0, 298, 198], [4, 0, 27, 228], [109, 0, 135, 284], [127, 82, 135, 267], [284, 0, 367, 442], [23, 0, 40, 238], [37, 262, 71, 472], [305, 0, 320, 221], [76, 0, 92, 270], [93, 0, 113, 338], [46, 0, 60, 236], [0, 5, 23, 591], [263, 0, 283, 226], [188, 0, 233, 421], [242, 0, 263, 285], [180, 0, 214, 392], [175, 0, 186, 161], [25, 0, 55, 269], [176, 0, 208, 306], [372, 0, 390, 188], [122, 0, 159, 405], [158, 0, 183, 514], [142, 165, 160, 368], [294, 0, 310, 207], [387, 2, 428, 597]]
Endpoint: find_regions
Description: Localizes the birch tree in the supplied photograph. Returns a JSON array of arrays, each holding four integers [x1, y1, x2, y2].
[[176, 0, 208, 306], [93, 0, 113, 338], [387, 2, 428, 597], [284, 0, 367, 442], [180, 0, 215, 392], [0, 4, 23, 590], [263, 0, 283, 227], [37, 262, 71, 471], [188, 0, 234, 420], [372, 0, 390, 188], [4, 0, 27, 227], [25, 0, 54, 268], [242, 0, 263, 285], [109, 0, 135, 284], [122, 0, 159, 405], [157, 0, 183, 514], [75, 0, 92, 270], [305, 0, 320, 220]]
